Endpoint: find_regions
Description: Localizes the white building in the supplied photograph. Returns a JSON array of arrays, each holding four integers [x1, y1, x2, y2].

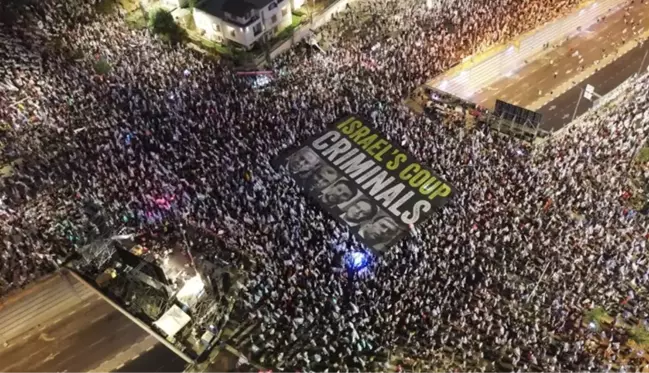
[[194, 0, 294, 49], [161, 0, 189, 9]]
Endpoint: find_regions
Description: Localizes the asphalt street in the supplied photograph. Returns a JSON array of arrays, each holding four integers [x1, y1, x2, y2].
[[471, 0, 649, 119], [537, 40, 649, 131], [0, 270, 186, 372], [114, 343, 188, 373]]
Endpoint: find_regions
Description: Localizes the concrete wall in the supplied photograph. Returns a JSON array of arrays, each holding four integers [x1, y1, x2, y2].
[[432, 0, 630, 99]]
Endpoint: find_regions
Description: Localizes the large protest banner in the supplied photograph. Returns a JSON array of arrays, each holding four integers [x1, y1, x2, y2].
[[273, 115, 455, 253]]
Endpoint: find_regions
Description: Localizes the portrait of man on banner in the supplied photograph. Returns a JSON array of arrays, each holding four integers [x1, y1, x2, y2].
[[358, 214, 403, 252]]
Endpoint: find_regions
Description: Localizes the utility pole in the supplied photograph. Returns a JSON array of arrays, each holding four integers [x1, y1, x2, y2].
[[571, 87, 584, 122], [638, 48, 648, 75], [527, 260, 552, 304]]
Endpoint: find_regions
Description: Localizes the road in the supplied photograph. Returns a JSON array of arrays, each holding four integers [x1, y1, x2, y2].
[[0, 270, 187, 372], [114, 343, 188, 372], [537, 39, 649, 130], [469, 0, 649, 121]]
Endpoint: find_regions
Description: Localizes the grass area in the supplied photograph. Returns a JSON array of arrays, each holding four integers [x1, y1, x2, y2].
[[630, 325, 649, 347], [125, 9, 148, 29], [189, 33, 232, 56], [274, 14, 303, 42], [292, 13, 303, 26], [118, 0, 140, 12], [292, 8, 307, 17]]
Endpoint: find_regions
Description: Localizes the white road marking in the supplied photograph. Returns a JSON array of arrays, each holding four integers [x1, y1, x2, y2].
[[91, 314, 107, 324], [39, 333, 55, 342], [1, 343, 52, 371], [88, 335, 108, 349], [44, 352, 60, 362]]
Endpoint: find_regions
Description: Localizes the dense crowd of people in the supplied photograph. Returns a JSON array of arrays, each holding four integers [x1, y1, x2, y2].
[[2, 0, 649, 370]]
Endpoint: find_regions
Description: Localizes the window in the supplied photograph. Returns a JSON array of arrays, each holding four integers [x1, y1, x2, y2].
[[253, 23, 262, 36], [230, 29, 236, 38], [271, 14, 278, 23], [268, 2, 277, 10], [281, 6, 288, 16], [212, 23, 221, 32]]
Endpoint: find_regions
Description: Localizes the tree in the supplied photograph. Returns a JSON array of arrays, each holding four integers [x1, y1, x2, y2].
[[148, 8, 185, 43], [96, 0, 117, 14], [94, 57, 112, 75]]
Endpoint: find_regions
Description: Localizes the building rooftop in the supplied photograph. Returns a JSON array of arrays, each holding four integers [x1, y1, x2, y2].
[[195, 0, 226, 17], [221, 0, 255, 17], [244, 0, 276, 9], [198, 0, 276, 18]]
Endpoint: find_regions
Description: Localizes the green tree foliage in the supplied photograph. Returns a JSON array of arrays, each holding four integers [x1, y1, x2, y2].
[[584, 306, 611, 326], [630, 325, 649, 347], [148, 8, 185, 43], [94, 57, 112, 75], [96, 0, 117, 14]]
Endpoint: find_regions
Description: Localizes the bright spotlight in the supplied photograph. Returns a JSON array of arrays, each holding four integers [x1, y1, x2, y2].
[[346, 251, 370, 272]]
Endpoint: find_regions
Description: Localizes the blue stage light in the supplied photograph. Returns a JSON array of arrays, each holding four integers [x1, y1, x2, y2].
[[346, 251, 370, 272]]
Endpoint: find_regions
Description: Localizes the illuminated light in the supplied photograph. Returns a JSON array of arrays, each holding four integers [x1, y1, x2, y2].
[[588, 321, 597, 330], [176, 275, 206, 308], [507, 46, 515, 54], [346, 251, 370, 272], [439, 80, 449, 90], [181, 275, 205, 295]]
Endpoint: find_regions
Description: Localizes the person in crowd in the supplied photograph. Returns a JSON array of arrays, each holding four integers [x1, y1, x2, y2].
[[1, 0, 649, 371]]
